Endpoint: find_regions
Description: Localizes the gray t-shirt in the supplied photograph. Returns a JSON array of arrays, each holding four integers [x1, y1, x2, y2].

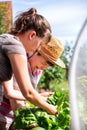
[[0, 34, 26, 83]]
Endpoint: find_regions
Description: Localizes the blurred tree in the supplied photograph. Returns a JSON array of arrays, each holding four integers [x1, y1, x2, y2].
[[63, 41, 74, 79], [0, 1, 13, 34], [38, 65, 66, 89]]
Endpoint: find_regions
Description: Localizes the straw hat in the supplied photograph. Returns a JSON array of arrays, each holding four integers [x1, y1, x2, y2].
[[39, 36, 65, 68]]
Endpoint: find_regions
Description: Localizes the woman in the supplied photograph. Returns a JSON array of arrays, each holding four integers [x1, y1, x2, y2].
[[0, 52, 47, 130], [0, 36, 65, 129], [0, 7, 57, 118]]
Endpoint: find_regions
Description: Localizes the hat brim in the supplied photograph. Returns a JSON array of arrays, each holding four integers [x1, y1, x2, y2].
[[46, 55, 66, 68], [39, 50, 65, 68]]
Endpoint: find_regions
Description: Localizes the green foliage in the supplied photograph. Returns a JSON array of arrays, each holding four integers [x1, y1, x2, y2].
[[37, 65, 66, 89], [14, 91, 70, 130], [48, 91, 70, 130], [14, 107, 38, 129]]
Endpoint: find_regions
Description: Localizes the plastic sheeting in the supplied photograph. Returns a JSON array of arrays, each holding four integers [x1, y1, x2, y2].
[[69, 19, 87, 130]]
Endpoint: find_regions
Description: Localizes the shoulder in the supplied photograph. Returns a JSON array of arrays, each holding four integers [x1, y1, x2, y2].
[[1, 34, 26, 56]]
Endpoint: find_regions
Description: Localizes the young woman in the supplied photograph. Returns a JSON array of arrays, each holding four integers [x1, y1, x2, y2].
[[0, 52, 44, 130], [0, 7, 57, 117], [0, 36, 65, 130]]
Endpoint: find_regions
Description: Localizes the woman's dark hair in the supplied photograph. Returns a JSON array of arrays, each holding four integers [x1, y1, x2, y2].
[[10, 8, 51, 39]]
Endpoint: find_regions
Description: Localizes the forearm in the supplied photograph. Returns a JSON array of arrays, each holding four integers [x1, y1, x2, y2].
[[24, 88, 57, 114], [5, 90, 26, 100], [2, 80, 26, 100], [10, 99, 27, 111]]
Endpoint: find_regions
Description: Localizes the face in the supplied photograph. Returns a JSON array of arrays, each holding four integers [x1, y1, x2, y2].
[[29, 53, 53, 71]]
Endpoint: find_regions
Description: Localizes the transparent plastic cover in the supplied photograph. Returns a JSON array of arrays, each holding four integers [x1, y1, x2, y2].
[[69, 19, 87, 130]]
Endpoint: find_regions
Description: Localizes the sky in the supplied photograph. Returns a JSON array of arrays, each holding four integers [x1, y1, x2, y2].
[[1, 0, 87, 46]]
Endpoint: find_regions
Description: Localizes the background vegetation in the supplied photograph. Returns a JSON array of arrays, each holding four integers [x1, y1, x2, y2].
[[0, 1, 12, 34]]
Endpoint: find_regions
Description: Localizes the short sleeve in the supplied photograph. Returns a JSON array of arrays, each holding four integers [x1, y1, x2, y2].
[[1, 34, 26, 56]]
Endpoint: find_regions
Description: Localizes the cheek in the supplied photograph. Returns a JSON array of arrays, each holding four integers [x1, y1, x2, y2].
[[35, 40, 41, 48], [35, 42, 40, 47], [38, 56, 49, 69], [41, 61, 49, 68]]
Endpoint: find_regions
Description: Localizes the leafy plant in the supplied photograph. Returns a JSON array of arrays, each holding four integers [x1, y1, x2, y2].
[[37, 66, 66, 89], [14, 107, 38, 129], [47, 91, 70, 130], [14, 91, 70, 130]]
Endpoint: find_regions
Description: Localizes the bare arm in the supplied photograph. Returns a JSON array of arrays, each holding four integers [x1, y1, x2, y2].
[[8, 53, 57, 115], [2, 78, 26, 100]]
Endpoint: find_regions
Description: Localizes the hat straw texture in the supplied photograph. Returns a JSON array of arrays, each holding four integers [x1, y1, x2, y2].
[[39, 36, 65, 68]]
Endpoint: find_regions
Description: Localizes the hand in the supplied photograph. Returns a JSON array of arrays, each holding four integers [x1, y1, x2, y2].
[[40, 91, 53, 101], [40, 91, 53, 97], [46, 104, 58, 115], [41, 96, 48, 101]]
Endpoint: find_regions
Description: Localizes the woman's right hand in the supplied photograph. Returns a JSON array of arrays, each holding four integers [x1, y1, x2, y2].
[[46, 104, 58, 115]]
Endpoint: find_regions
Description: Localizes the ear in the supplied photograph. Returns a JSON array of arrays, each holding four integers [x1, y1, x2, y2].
[[29, 30, 36, 40]]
